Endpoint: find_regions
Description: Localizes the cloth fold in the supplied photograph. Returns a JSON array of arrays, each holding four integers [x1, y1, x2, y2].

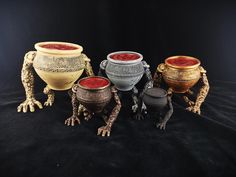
[[0, 80, 236, 177]]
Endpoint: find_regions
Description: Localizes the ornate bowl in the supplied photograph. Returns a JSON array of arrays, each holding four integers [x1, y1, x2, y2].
[[76, 76, 112, 113], [101, 51, 144, 91], [33, 41, 86, 90], [158, 56, 201, 93]]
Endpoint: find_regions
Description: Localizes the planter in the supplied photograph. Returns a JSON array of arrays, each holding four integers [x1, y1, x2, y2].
[[100, 51, 145, 91], [158, 56, 201, 93], [76, 76, 112, 113], [33, 41, 86, 90]]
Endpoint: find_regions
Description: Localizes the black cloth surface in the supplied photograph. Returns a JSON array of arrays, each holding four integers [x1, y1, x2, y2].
[[0, 80, 236, 177]]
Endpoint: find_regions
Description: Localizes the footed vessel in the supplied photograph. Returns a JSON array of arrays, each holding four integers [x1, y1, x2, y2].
[[100, 51, 145, 91], [154, 55, 209, 114], [143, 88, 173, 129], [65, 76, 121, 137], [99, 51, 153, 118], [17, 41, 94, 113]]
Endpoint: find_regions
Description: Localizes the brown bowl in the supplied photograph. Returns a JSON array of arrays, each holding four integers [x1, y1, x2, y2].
[[76, 76, 112, 114]]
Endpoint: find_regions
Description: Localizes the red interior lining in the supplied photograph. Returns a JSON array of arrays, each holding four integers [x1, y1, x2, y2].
[[167, 57, 199, 66], [40, 44, 78, 50], [79, 77, 109, 89], [110, 53, 140, 61]]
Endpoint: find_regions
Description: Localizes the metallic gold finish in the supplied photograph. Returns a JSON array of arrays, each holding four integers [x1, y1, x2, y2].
[[185, 70, 210, 114], [160, 56, 201, 93], [154, 56, 210, 115], [17, 42, 94, 113]]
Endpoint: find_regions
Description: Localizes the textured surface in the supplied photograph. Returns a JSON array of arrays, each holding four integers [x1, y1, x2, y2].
[[0, 81, 236, 177]]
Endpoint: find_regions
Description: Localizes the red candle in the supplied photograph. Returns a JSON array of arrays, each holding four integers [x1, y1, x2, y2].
[[79, 77, 110, 89], [110, 53, 140, 61], [166, 57, 199, 67], [40, 43, 78, 50]]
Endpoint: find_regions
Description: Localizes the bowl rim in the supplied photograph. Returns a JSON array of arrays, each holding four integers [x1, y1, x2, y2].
[[77, 76, 111, 90], [107, 51, 143, 64], [144, 87, 168, 98], [35, 41, 83, 55], [165, 55, 201, 69]]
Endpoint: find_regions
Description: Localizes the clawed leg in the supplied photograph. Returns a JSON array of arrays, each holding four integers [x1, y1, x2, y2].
[[156, 96, 173, 130], [184, 95, 201, 114], [185, 70, 209, 115], [43, 85, 55, 106], [132, 86, 145, 120], [17, 51, 43, 113], [65, 87, 80, 126], [97, 87, 121, 137], [102, 109, 109, 124]]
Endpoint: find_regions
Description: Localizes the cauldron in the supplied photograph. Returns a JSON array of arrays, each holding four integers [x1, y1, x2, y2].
[[143, 87, 173, 130]]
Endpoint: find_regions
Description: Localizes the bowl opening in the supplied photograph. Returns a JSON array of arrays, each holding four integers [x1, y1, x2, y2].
[[166, 56, 200, 68], [144, 88, 167, 98], [107, 51, 143, 63], [35, 42, 83, 55], [79, 76, 110, 89], [40, 43, 78, 50], [110, 53, 141, 61]]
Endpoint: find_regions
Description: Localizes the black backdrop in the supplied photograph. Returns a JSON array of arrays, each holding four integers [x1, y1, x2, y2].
[[1, 1, 236, 177], [1, 0, 236, 85]]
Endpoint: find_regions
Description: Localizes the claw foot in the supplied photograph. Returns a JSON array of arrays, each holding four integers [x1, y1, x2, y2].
[[44, 99, 53, 106], [97, 125, 111, 137], [132, 104, 138, 113], [83, 111, 93, 121], [17, 98, 43, 113], [186, 106, 201, 115], [65, 116, 80, 126], [156, 121, 167, 130], [133, 113, 144, 120]]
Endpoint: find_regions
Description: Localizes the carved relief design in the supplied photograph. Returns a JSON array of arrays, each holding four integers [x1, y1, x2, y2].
[[33, 54, 85, 72], [105, 62, 144, 77]]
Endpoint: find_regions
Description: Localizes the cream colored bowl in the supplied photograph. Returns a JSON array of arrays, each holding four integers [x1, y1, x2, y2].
[[33, 41, 86, 90]]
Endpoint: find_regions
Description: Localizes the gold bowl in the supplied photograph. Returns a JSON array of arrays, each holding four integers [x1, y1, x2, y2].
[[158, 56, 201, 93]]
